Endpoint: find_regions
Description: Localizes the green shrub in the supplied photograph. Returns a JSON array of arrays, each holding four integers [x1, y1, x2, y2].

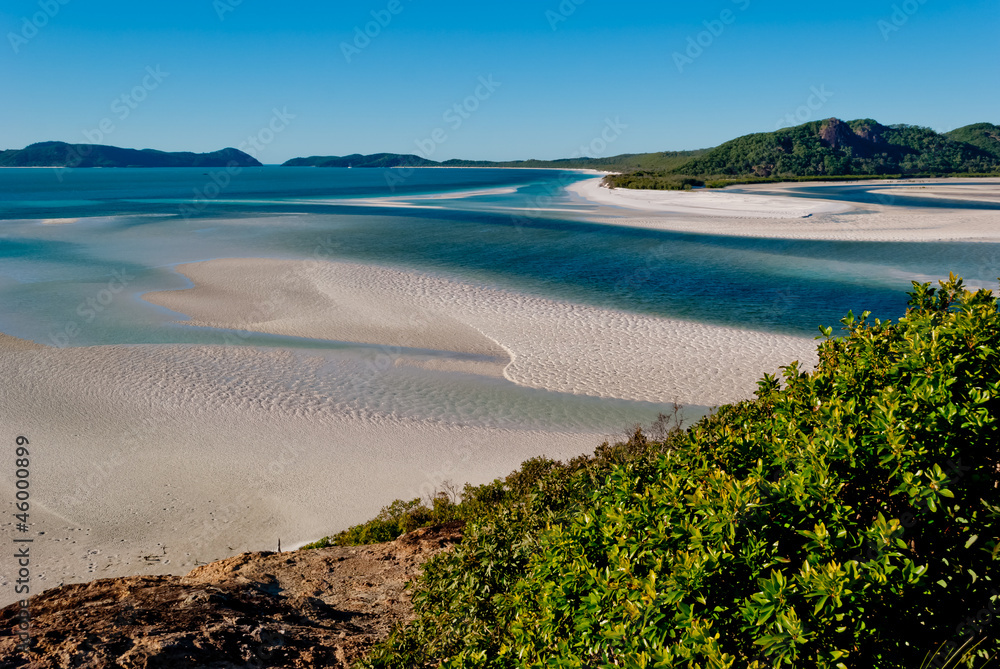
[[363, 276, 999, 668], [603, 172, 705, 190], [301, 495, 460, 548]]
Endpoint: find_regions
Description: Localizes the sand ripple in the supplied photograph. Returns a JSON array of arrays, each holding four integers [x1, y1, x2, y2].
[[147, 259, 818, 406]]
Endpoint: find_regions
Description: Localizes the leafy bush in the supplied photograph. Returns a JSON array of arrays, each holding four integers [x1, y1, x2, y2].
[[304, 416, 688, 550], [362, 276, 999, 668], [603, 172, 705, 190], [301, 494, 463, 548]]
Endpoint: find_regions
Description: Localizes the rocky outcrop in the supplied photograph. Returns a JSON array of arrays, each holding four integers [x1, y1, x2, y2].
[[851, 120, 886, 144], [818, 118, 857, 150], [0, 522, 463, 668], [819, 118, 888, 154]]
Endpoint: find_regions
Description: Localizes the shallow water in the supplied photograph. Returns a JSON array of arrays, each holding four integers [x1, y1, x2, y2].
[[2, 167, 998, 429], [730, 180, 1000, 211]]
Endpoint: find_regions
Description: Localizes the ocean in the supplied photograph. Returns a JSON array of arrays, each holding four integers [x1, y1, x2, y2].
[[2, 167, 998, 429]]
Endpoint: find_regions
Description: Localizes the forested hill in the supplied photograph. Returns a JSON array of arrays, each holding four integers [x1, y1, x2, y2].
[[285, 119, 999, 190], [282, 150, 707, 172], [0, 142, 262, 168], [284, 153, 438, 168], [945, 123, 1000, 159], [602, 119, 1000, 189], [677, 119, 1000, 178]]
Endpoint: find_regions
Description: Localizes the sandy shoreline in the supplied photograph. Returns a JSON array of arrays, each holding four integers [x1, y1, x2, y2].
[[145, 258, 819, 407], [12, 230, 826, 607], [1, 254, 822, 606], [568, 177, 854, 219], [0, 333, 46, 351], [7, 174, 999, 608], [569, 177, 1000, 242], [0, 339, 603, 605]]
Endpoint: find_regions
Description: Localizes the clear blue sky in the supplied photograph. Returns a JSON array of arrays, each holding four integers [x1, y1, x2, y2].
[[2, 0, 998, 163]]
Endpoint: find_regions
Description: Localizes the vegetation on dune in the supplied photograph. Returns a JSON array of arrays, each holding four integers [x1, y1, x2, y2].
[[604, 172, 921, 191], [323, 276, 1000, 668], [302, 411, 687, 550], [603, 172, 706, 191]]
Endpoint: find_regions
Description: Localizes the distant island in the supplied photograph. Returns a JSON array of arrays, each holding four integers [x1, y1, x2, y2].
[[282, 118, 1000, 190], [282, 151, 704, 171], [0, 141, 262, 169], [9, 119, 999, 187]]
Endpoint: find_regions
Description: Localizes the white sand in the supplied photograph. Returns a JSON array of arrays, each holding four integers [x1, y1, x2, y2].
[[568, 177, 853, 218], [7, 175, 998, 608], [0, 333, 45, 351], [0, 341, 599, 604], [870, 180, 1000, 204], [147, 259, 508, 361], [1, 228, 825, 607], [146, 258, 819, 407], [570, 177, 1000, 242], [208, 186, 523, 212]]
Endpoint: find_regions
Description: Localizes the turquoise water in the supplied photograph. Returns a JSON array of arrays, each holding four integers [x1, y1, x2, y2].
[[2, 168, 998, 346], [734, 181, 1000, 210], [2, 167, 998, 429]]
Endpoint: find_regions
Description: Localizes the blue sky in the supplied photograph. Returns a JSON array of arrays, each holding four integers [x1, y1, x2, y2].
[[2, 0, 998, 163]]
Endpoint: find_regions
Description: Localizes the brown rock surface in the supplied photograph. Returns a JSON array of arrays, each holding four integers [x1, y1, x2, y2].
[[819, 117, 856, 150], [0, 522, 463, 668]]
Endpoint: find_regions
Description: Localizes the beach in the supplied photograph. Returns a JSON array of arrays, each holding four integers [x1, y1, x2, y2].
[[0, 336, 602, 597], [145, 257, 819, 406], [569, 176, 1000, 242], [3, 173, 998, 606]]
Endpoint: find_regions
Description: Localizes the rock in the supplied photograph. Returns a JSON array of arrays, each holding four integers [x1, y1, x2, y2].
[[819, 118, 856, 150], [0, 522, 464, 668]]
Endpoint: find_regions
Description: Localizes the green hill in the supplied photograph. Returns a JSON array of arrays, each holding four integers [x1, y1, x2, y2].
[[605, 118, 1000, 189], [284, 153, 438, 168], [676, 118, 998, 178], [281, 119, 999, 191], [282, 150, 707, 172], [0, 142, 262, 168], [442, 151, 707, 171], [945, 123, 1000, 159], [307, 276, 1000, 668]]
